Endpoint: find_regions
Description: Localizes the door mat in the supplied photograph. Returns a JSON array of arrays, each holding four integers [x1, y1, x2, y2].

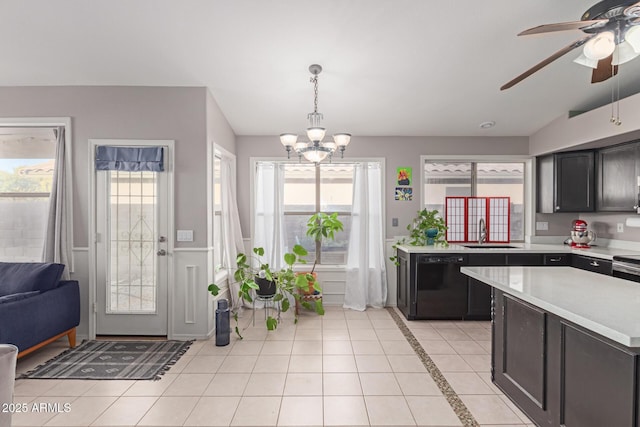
[[20, 340, 193, 380]]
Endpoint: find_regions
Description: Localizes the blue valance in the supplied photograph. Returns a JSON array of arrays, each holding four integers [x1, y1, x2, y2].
[[95, 146, 164, 172]]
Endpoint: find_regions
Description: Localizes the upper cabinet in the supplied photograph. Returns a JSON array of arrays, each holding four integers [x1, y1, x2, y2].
[[597, 142, 639, 212], [537, 151, 595, 213]]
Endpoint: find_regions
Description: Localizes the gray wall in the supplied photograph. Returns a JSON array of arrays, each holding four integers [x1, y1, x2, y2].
[[207, 90, 236, 154], [0, 86, 227, 248], [530, 90, 640, 243], [236, 135, 529, 240]]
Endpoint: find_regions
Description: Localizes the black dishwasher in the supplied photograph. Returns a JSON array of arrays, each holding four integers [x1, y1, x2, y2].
[[415, 254, 468, 319]]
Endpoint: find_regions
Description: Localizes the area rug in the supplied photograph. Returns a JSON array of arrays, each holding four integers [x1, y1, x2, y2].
[[20, 340, 193, 380]]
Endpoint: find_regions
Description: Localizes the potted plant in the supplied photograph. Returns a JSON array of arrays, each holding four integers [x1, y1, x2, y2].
[[300, 212, 344, 294], [208, 244, 325, 338], [390, 209, 448, 265]]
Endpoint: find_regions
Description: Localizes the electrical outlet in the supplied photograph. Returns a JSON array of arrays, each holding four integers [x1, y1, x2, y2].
[[617, 223, 624, 232], [536, 221, 549, 231], [392, 218, 399, 227]]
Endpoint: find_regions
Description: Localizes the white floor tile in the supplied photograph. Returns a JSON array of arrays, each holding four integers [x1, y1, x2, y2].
[[183, 396, 241, 426], [162, 373, 214, 396], [45, 396, 116, 426], [203, 373, 250, 396], [90, 396, 157, 426], [364, 395, 416, 426], [277, 396, 323, 426], [323, 373, 363, 395], [283, 373, 322, 396], [253, 355, 291, 373], [243, 372, 287, 396], [459, 395, 523, 425], [405, 395, 462, 426], [395, 373, 442, 396], [323, 355, 357, 373], [137, 396, 199, 426], [231, 396, 281, 426], [324, 395, 369, 426], [289, 355, 323, 373], [359, 373, 402, 395], [323, 340, 353, 355]]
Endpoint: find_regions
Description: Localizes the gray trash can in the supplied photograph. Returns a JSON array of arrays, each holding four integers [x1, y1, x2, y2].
[[0, 344, 18, 427]]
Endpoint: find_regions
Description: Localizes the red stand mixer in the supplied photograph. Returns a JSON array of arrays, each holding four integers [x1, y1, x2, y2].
[[570, 219, 596, 248]]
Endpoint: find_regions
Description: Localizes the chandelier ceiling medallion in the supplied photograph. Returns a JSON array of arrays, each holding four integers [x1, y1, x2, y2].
[[280, 64, 351, 164]]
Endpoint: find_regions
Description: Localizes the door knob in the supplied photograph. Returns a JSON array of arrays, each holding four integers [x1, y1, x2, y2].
[[157, 249, 167, 256]]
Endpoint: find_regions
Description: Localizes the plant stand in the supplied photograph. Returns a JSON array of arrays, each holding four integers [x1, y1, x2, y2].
[[295, 291, 323, 316], [252, 294, 280, 326]]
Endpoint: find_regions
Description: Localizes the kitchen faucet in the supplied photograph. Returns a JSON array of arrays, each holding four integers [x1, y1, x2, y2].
[[478, 218, 487, 244]]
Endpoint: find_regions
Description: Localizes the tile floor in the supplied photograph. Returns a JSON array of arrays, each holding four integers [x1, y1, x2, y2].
[[11, 307, 535, 426]]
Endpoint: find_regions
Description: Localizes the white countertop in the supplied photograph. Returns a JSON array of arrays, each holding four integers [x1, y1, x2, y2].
[[461, 266, 640, 347], [395, 243, 640, 260]]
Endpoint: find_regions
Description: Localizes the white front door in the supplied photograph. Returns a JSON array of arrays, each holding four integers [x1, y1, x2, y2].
[[95, 145, 170, 336]]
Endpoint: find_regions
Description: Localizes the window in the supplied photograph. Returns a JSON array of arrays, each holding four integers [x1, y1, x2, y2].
[[0, 128, 56, 261], [213, 154, 224, 271], [424, 161, 525, 241], [281, 163, 354, 265]]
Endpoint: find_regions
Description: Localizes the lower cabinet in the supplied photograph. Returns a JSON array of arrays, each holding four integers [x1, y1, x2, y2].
[[493, 289, 639, 427]]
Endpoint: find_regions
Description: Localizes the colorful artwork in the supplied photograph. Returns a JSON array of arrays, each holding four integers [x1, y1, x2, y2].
[[397, 167, 412, 186], [395, 187, 413, 201]]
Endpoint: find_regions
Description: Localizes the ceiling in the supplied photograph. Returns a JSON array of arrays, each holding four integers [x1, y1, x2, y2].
[[3, 0, 640, 137]]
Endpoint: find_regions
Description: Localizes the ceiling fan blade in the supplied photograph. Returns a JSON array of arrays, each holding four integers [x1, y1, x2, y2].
[[624, 1, 640, 17], [501, 35, 594, 90], [518, 20, 607, 36], [591, 55, 618, 83]]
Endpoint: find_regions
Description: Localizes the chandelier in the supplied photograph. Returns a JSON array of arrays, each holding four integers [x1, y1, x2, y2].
[[280, 64, 351, 163]]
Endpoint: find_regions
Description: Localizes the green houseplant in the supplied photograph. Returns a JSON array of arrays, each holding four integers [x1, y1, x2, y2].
[[390, 209, 448, 265], [208, 244, 325, 338], [306, 212, 344, 272]]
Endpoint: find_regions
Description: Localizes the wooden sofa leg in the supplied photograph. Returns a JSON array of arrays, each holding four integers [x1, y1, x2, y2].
[[67, 328, 76, 348]]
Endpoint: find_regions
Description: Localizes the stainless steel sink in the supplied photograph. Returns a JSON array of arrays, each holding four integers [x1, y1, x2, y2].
[[462, 244, 517, 249]]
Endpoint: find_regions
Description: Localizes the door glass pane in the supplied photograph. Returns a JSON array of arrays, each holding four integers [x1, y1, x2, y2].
[[476, 163, 525, 241], [107, 170, 157, 314]]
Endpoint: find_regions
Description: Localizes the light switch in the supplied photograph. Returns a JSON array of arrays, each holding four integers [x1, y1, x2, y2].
[[392, 218, 399, 227], [177, 230, 193, 242]]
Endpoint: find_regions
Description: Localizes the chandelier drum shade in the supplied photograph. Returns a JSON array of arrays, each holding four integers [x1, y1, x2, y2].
[[280, 64, 351, 163]]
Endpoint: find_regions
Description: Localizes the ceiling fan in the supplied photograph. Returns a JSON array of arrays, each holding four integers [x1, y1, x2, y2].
[[501, 0, 640, 90]]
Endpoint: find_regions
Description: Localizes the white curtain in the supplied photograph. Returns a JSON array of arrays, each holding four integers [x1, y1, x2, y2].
[[220, 153, 245, 308], [42, 127, 72, 279], [344, 162, 387, 311], [253, 162, 286, 269]]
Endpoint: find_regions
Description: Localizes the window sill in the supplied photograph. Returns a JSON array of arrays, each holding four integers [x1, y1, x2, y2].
[[214, 269, 229, 284]]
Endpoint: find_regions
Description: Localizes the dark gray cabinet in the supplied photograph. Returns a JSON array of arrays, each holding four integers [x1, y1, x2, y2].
[[493, 289, 640, 427], [537, 151, 595, 213], [597, 142, 640, 212], [571, 254, 612, 275]]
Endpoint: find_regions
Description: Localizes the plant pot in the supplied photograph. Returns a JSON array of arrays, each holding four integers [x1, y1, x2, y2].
[[425, 228, 439, 245], [255, 276, 276, 296], [296, 272, 318, 295]]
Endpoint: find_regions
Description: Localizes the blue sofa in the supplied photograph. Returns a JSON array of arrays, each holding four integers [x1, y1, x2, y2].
[[0, 262, 80, 358]]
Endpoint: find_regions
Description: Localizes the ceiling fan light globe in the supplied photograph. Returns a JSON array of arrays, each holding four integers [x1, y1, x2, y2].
[[625, 25, 640, 52], [612, 41, 640, 65], [573, 53, 599, 69], [583, 31, 616, 60]]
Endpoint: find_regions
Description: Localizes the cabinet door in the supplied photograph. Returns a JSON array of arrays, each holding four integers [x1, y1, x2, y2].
[[555, 151, 595, 212], [506, 253, 544, 266], [597, 142, 639, 212], [536, 155, 555, 213], [466, 278, 491, 319]]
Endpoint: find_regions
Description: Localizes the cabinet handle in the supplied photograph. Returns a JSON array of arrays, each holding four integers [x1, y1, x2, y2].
[[555, 206, 560, 210], [589, 261, 600, 267], [549, 257, 562, 262]]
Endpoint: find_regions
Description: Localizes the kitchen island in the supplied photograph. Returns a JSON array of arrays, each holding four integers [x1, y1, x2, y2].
[[461, 266, 640, 427]]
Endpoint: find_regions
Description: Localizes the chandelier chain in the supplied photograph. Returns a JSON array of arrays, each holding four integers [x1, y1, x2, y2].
[[311, 75, 319, 114]]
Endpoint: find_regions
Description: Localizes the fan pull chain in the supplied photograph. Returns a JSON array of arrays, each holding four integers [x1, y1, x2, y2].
[[610, 61, 622, 126]]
